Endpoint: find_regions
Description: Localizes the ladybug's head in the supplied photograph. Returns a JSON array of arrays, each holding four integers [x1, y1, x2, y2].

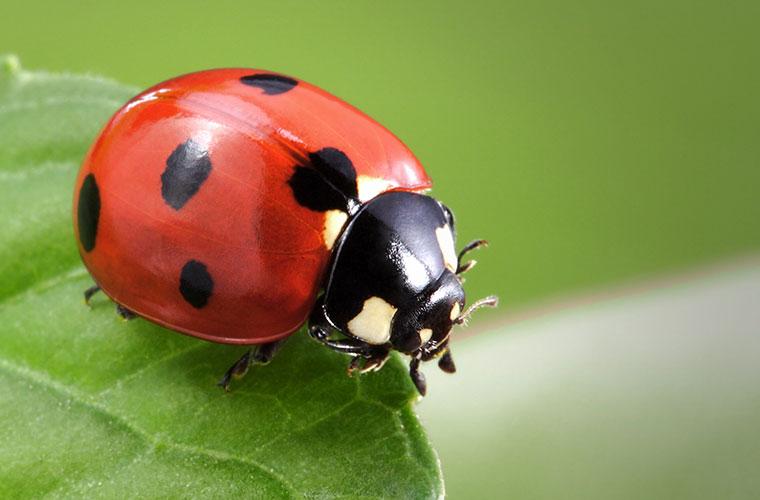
[[389, 269, 498, 359], [389, 270, 463, 355]]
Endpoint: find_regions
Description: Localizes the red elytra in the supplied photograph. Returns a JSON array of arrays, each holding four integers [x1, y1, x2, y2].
[[73, 69, 431, 344]]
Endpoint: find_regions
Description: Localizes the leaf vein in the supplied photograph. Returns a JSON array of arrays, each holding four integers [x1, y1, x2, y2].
[[96, 342, 208, 397]]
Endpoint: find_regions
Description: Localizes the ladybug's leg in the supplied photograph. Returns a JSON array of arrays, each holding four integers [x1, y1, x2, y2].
[[115, 304, 138, 320], [347, 350, 390, 376], [309, 328, 380, 356], [217, 340, 285, 392], [308, 297, 383, 357], [83, 284, 101, 305], [217, 350, 252, 392], [437, 349, 456, 373], [409, 357, 427, 396], [456, 239, 488, 275]]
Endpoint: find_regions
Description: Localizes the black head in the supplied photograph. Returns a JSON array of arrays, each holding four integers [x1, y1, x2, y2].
[[389, 269, 464, 356]]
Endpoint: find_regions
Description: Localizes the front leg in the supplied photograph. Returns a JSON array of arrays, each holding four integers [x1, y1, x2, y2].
[[309, 325, 381, 356], [347, 350, 391, 376], [409, 357, 427, 396], [308, 295, 384, 357], [437, 349, 456, 373]]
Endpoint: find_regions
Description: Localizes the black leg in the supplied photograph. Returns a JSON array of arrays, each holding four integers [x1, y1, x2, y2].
[[309, 325, 382, 356], [218, 350, 252, 392], [438, 349, 456, 373], [84, 285, 101, 305], [347, 350, 390, 376], [217, 339, 285, 391], [409, 358, 427, 396], [308, 295, 385, 357], [116, 304, 137, 320], [216, 349, 253, 391]]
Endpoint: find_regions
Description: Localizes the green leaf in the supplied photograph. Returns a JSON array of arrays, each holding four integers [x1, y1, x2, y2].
[[0, 57, 442, 498]]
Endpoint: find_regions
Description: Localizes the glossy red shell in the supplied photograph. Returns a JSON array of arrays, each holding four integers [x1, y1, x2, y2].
[[73, 69, 431, 344]]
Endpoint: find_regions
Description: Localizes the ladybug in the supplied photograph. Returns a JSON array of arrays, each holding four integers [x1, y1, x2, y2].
[[74, 69, 497, 395]]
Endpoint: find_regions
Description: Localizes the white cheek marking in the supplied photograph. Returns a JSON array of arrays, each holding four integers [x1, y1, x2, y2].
[[323, 209, 348, 249], [419, 328, 433, 345], [436, 225, 458, 272], [347, 297, 397, 345], [357, 175, 394, 201], [450, 302, 461, 321]]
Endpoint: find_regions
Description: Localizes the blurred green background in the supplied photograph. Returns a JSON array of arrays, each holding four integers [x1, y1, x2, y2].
[[3, 0, 759, 497]]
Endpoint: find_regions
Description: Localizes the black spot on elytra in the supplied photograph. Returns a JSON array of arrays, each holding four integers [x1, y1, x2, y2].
[[161, 140, 212, 210], [179, 260, 214, 309], [240, 74, 298, 95], [309, 148, 358, 199], [287, 147, 358, 212], [77, 173, 100, 252]]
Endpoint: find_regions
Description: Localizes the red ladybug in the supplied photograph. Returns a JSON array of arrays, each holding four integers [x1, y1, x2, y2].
[[74, 69, 496, 395]]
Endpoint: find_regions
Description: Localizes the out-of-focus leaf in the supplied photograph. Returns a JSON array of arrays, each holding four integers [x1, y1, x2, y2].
[[419, 263, 760, 499]]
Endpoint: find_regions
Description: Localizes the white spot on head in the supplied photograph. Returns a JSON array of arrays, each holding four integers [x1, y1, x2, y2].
[[323, 209, 348, 249], [419, 328, 433, 345], [450, 302, 461, 321], [436, 224, 458, 272], [347, 297, 397, 345], [356, 175, 394, 201]]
